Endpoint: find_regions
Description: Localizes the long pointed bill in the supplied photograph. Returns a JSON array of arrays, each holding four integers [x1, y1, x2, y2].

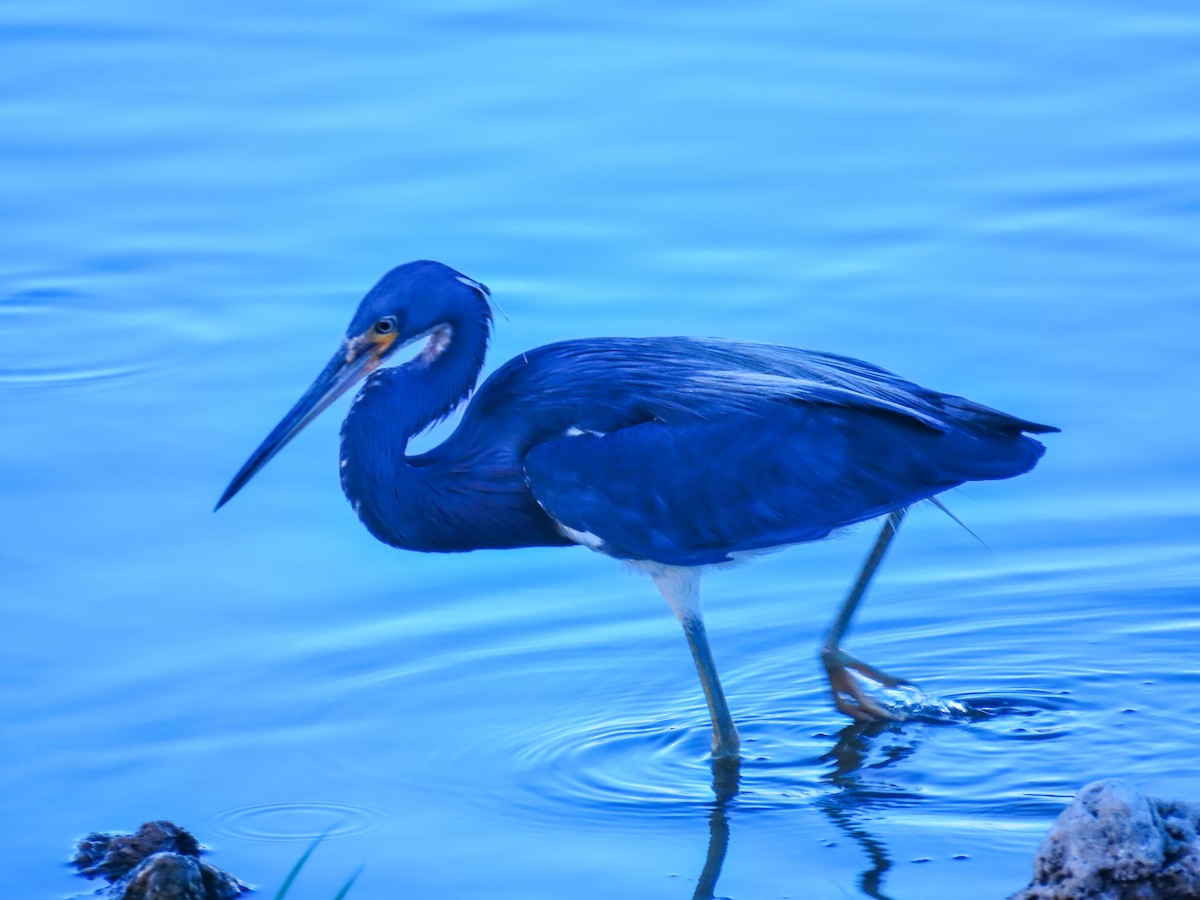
[[215, 340, 380, 510]]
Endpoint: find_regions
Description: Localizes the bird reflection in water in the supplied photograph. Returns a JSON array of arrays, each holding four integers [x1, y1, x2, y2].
[[816, 722, 924, 900], [689, 722, 923, 900], [692, 758, 740, 900]]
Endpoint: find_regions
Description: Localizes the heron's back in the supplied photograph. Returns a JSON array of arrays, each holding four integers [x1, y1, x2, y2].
[[462, 337, 1054, 442]]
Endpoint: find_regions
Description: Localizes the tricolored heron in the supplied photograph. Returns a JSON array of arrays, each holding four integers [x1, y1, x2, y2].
[[216, 260, 1056, 761]]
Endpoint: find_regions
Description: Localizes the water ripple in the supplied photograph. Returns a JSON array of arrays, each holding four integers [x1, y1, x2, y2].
[[494, 680, 1082, 826], [210, 800, 388, 842], [0, 286, 186, 388], [859, 684, 1075, 728], [502, 707, 838, 821]]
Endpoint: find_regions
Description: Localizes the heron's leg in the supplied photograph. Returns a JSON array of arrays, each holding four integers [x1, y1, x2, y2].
[[650, 566, 741, 761], [820, 508, 911, 722], [681, 613, 741, 760]]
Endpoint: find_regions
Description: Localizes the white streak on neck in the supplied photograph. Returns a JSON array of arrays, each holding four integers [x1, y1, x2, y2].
[[418, 325, 453, 365]]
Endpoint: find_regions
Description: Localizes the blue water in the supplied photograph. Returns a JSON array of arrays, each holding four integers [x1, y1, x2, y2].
[[3, 1, 1200, 897]]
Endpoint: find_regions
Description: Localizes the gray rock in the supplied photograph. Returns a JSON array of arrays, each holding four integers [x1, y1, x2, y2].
[[74, 821, 200, 882], [118, 853, 205, 900], [1011, 779, 1200, 900], [72, 822, 248, 900], [115, 853, 247, 900]]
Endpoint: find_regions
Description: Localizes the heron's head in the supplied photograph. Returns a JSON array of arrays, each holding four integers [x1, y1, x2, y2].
[[215, 260, 492, 510], [344, 260, 493, 368]]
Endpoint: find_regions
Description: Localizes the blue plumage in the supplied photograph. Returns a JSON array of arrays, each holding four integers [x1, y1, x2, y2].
[[218, 260, 1058, 744], [526, 402, 1045, 566], [342, 330, 1052, 562]]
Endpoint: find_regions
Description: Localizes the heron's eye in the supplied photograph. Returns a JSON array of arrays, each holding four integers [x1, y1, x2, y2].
[[374, 317, 397, 335]]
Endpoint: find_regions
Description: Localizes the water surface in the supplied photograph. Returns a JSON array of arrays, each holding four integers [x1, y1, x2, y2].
[[3, 1, 1200, 897]]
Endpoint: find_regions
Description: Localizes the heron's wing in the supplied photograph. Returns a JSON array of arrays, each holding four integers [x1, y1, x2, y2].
[[644, 340, 1056, 434], [475, 337, 1058, 439], [524, 405, 1047, 566]]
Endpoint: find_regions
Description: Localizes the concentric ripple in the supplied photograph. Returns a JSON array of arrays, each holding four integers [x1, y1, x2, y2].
[[502, 707, 837, 822], [210, 800, 389, 842], [498, 681, 1079, 825]]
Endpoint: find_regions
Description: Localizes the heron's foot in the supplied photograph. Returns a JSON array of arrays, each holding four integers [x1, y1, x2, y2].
[[821, 644, 914, 722]]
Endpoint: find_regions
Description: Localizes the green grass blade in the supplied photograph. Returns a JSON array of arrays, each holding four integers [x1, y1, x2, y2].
[[272, 835, 325, 900], [331, 865, 364, 900]]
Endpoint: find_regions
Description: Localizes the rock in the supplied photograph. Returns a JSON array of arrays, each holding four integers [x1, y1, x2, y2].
[[119, 854, 205, 900], [74, 821, 201, 882], [72, 822, 248, 900], [119, 854, 247, 900], [1011, 779, 1200, 900]]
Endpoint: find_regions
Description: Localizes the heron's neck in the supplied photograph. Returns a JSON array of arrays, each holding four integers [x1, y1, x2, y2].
[[338, 310, 491, 549], [368, 317, 489, 446], [348, 311, 488, 443]]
